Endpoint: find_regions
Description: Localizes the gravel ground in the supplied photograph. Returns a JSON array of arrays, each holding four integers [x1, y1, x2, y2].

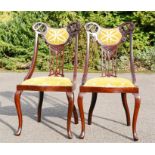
[[0, 72, 155, 143]]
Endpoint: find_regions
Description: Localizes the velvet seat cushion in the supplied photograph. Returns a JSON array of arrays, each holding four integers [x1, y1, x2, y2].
[[21, 76, 72, 86], [84, 77, 135, 87]]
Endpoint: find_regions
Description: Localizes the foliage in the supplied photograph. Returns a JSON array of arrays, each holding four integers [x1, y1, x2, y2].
[[0, 11, 155, 72]]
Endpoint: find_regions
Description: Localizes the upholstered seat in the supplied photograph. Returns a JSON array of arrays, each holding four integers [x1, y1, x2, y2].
[[21, 76, 72, 86], [84, 77, 134, 87]]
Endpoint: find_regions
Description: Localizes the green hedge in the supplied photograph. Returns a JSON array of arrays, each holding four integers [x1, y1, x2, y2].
[[0, 11, 155, 71]]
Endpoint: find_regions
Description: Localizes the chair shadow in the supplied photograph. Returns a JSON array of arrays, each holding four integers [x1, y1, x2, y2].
[[90, 114, 126, 126], [0, 91, 133, 141], [91, 121, 133, 141], [80, 112, 133, 141], [0, 118, 16, 133], [0, 91, 71, 138]]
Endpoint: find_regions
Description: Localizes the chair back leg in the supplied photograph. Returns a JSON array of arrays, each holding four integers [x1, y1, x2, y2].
[[66, 92, 74, 139], [88, 92, 98, 125], [121, 93, 131, 126], [37, 91, 44, 122]]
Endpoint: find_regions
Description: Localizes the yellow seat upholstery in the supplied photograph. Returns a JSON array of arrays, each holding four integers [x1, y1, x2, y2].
[[97, 27, 122, 46], [21, 76, 72, 86], [45, 28, 69, 45], [84, 77, 134, 87]]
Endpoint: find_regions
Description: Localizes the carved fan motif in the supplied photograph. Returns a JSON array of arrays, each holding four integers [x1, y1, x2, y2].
[[97, 28, 122, 46], [45, 28, 69, 45]]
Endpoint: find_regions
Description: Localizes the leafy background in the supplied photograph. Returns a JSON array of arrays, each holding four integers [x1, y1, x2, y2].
[[0, 11, 154, 72]]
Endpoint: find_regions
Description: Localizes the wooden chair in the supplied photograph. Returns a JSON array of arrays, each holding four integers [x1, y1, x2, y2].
[[14, 21, 80, 139], [78, 22, 141, 141]]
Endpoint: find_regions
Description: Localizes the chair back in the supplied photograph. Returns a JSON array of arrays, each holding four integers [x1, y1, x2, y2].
[[82, 22, 136, 85], [32, 22, 80, 77]]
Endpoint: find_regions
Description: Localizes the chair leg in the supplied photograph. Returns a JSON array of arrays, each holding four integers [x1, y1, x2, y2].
[[14, 90, 22, 136], [121, 93, 131, 126], [78, 93, 85, 139], [72, 93, 79, 124], [88, 92, 97, 125], [66, 93, 78, 124], [37, 91, 44, 122], [66, 92, 74, 139], [132, 94, 141, 141], [73, 105, 79, 124]]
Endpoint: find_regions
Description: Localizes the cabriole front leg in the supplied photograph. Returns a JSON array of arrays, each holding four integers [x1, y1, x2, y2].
[[78, 93, 85, 139], [66, 92, 74, 139], [66, 92, 78, 125], [72, 93, 79, 124], [14, 90, 23, 136], [132, 94, 141, 141]]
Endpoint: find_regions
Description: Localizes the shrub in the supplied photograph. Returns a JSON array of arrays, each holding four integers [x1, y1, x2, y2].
[[0, 11, 154, 72]]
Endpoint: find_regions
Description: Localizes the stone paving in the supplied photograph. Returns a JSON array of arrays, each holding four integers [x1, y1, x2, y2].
[[0, 72, 155, 142]]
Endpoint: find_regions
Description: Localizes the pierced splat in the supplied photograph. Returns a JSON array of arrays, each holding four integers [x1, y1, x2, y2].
[[101, 46, 118, 77], [48, 45, 65, 77]]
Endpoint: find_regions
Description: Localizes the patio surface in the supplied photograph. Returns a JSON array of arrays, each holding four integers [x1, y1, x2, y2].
[[0, 72, 155, 143]]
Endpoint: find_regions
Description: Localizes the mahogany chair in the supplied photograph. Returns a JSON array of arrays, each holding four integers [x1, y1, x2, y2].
[[78, 22, 141, 141], [14, 21, 80, 139]]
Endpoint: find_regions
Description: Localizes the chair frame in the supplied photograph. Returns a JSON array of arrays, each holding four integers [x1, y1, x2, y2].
[[14, 21, 80, 139], [77, 22, 141, 141]]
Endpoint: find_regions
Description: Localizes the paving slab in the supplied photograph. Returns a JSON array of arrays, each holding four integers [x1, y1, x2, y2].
[[0, 72, 155, 142]]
